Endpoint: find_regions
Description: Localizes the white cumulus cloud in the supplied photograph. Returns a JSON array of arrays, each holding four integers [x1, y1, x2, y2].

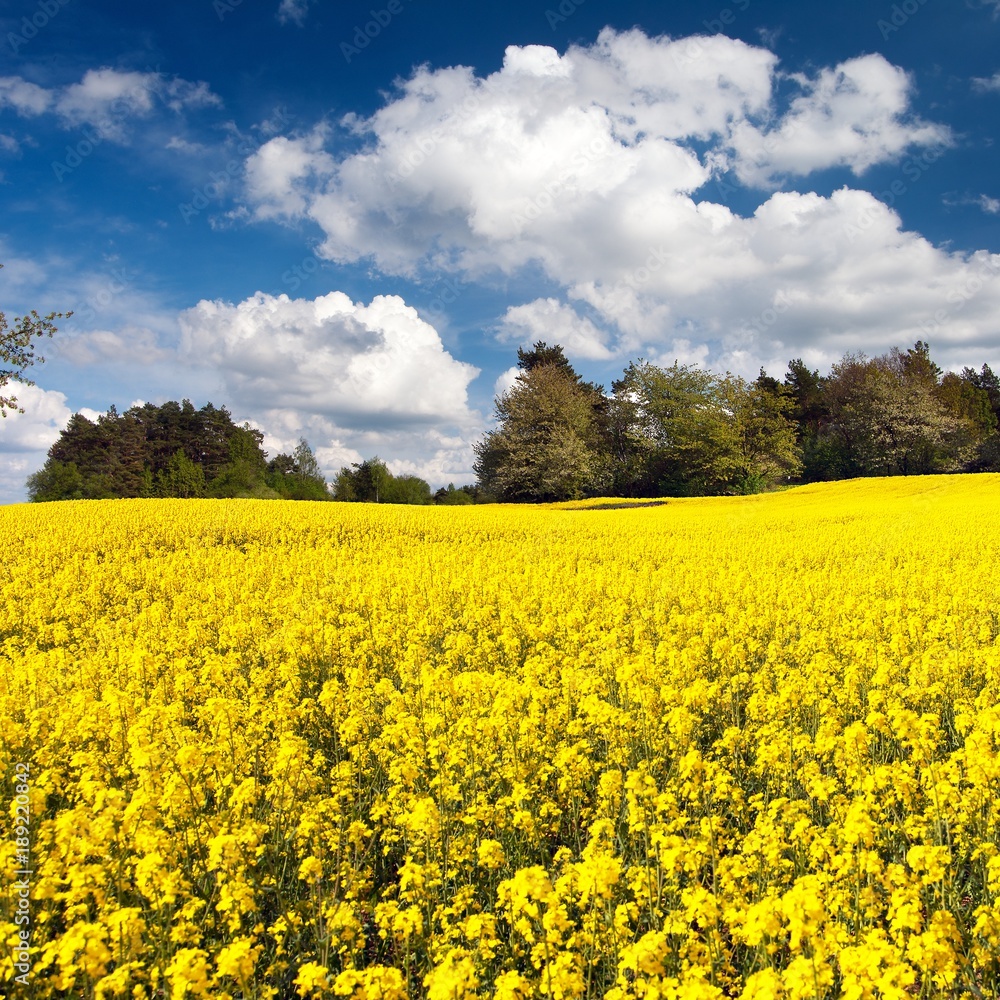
[[498, 299, 614, 360], [179, 290, 480, 425], [0, 77, 53, 116], [727, 54, 950, 186], [177, 291, 484, 484], [237, 29, 998, 376], [493, 366, 520, 400], [0, 384, 74, 503], [245, 130, 336, 220], [0, 384, 73, 453]]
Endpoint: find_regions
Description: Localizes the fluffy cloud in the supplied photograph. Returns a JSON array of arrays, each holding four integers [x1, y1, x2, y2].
[[0, 77, 52, 116], [244, 30, 778, 270], [245, 130, 336, 220], [179, 291, 479, 424], [0, 383, 72, 452], [0, 384, 73, 503], [727, 55, 949, 185], [498, 299, 614, 361], [55, 69, 159, 129], [493, 366, 520, 400], [178, 291, 483, 483], [240, 29, 998, 375]]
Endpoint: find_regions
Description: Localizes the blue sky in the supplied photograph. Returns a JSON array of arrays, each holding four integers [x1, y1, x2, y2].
[[1, 0, 998, 500]]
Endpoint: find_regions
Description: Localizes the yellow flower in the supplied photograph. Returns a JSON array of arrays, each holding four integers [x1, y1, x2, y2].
[[165, 948, 212, 998], [494, 970, 532, 1000], [358, 966, 407, 1000], [424, 950, 479, 1000], [905, 844, 950, 886], [295, 962, 330, 997], [299, 855, 325, 881], [215, 937, 260, 986], [477, 839, 506, 870], [740, 968, 784, 1000], [619, 930, 668, 976], [5, 477, 999, 998]]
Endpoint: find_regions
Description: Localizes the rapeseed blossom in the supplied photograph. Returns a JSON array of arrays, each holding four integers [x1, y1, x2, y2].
[[2, 475, 999, 997]]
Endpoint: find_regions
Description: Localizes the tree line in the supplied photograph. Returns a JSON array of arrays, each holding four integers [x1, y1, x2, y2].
[[26, 400, 333, 502], [7, 263, 1000, 505], [330, 458, 485, 505], [25, 400, 480, 505], [21, 343, 1000, 505], [474, 341, 1000, 502]]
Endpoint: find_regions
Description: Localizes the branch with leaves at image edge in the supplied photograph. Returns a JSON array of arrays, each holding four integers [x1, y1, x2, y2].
[[0, 263, 72, 416]]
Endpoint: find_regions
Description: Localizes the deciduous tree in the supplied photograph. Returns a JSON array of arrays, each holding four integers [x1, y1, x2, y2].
[[823, 344, 967, 476], [1, 262, 70, 416], [610, 361, 734, 496], [718, 373, 802, 493], [475, 362, 603, 502]]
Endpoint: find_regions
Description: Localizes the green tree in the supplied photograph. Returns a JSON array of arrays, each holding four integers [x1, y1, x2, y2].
[[610, 361, 734, 496], [26, 461, 86, 502], [268, 439, 330, 500], [815, 352, 871, 479], [943, 366, 1000, 472], [783, 359, 836, 481], [434, 483, 475, 505], [209, 423, 272, 497], [783, 359, 828, 432], [293, 438, 324, 480], [822, 344, 966, 477], [385, 474, 433, 505], [355, 457, 393, 503], [602, 388, 654, 497], [718, 373, 802, 493], [333, 457, 394, 502], [95, 406, 149, 497], [156, 448, 206, 498], [937, 372, 996, 434], [331, 465, 359, 501], [331, 458, 433, 504], [518, 340, 613, 484], [962, 364, 1000, 424], [475, 362, 602, 502], [1, 264, 71, 416], [28, 400, 283, 500]]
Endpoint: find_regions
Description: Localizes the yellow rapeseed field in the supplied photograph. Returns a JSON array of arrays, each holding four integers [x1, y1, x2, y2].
[[2, 475, 1000, 1000]]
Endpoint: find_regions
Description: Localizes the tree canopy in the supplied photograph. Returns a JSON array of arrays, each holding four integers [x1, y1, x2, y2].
[[475, 365, 600, 502], [27, 400, 331, 502], [474, 340, 1000, 502], [331, 457, 436, 505], [27, 401, 480, 506], [21, 337, 1000, 506]]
